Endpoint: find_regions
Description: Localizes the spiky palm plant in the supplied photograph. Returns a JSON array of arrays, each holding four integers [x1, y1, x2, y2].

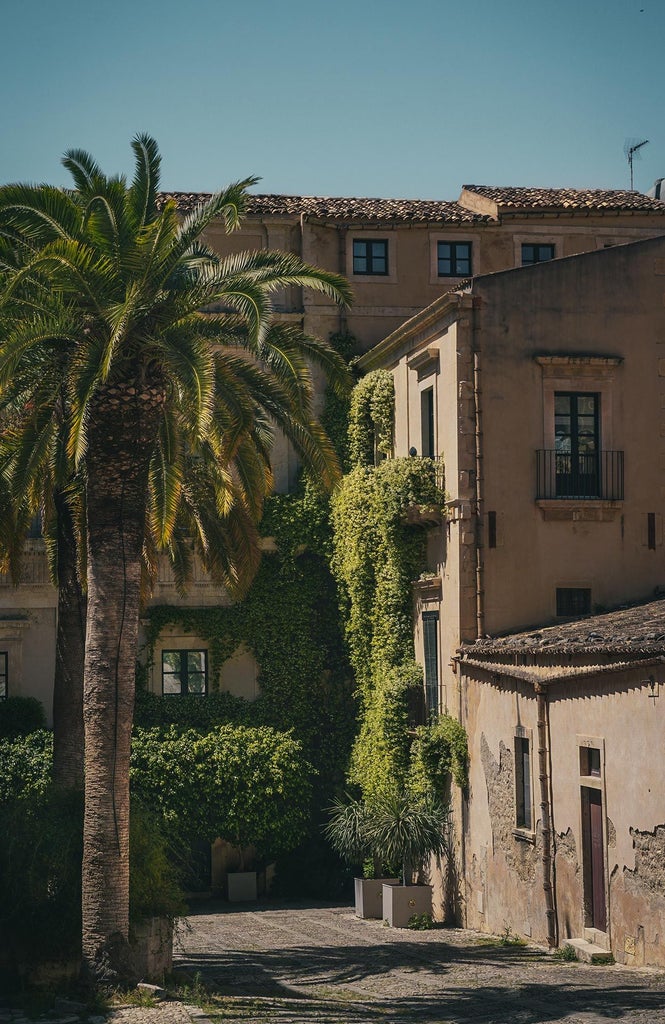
[[0, 134, 351, 984]]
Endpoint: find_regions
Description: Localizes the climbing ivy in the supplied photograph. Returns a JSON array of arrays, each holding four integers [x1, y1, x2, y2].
[[409, 715, 470, 795], [348, 369, 395, 467], [330, 456, 448, 801], [140, 500, 356, 812]]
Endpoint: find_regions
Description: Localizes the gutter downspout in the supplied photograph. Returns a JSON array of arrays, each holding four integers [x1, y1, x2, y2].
[[535, 681, 557, 947]]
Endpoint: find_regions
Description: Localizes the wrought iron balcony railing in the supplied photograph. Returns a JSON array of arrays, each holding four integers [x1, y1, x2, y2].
[[536, 450, 624, 501]]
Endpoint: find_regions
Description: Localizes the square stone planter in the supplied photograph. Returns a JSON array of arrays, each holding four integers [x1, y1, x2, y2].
[[354, 877, 399, 919], [227, 870, 258, 903], [130, 916, 173, 981], [382, 883, 432, 928]]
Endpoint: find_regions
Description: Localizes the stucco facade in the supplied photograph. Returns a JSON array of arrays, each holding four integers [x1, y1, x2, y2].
[[459, 604, 665, 967], [359, 233, 665, 962]]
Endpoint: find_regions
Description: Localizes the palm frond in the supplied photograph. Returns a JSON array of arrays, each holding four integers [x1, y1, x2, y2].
[[128, 134, 161, 228]]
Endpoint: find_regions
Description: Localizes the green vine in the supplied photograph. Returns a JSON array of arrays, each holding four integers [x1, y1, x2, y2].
[[348, 369, 395, 467], [330, 456, 447, 801]]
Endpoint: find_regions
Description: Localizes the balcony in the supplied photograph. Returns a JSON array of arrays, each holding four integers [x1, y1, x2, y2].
[[536, 450, 624, 501]]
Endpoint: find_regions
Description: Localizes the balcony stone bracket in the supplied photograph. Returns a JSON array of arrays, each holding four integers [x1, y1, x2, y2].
[[536, 500, 623, 522]]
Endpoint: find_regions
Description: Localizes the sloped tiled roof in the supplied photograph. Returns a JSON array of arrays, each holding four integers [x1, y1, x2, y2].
[[158, 192, 490, 223], [465, 598, 665, 656], [462, 185, 665, 212]]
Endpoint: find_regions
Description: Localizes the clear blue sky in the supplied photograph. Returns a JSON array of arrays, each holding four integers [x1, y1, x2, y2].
[[2, 0, 663, 199]]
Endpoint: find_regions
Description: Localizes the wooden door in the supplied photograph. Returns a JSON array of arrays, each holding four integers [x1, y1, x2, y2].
[[582, 787, 606, 931]]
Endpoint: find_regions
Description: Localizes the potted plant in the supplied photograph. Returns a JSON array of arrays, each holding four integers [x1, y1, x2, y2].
[[324, 796, 399, 919], [367, 790, 449, 927]]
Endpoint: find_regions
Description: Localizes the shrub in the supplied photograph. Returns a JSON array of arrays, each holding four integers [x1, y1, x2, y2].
[[130, 724, 312, 861], [0, 729, 52, 804], [0, 696, 46, 739]]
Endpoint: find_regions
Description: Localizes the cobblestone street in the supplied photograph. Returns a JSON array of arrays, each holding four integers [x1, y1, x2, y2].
[[157, 900, 665, 1024]]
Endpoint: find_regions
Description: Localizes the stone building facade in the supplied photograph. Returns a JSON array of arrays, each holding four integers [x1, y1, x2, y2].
[[357, 232, 665, 963]]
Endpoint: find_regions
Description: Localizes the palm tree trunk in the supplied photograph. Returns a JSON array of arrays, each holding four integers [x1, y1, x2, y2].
[[52, 490, 86, 790], [81, 380, 164, 985]]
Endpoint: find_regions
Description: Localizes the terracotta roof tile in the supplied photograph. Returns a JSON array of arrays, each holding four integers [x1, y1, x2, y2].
[[462, 185, 665, 212], [464, 598, 665, 656], [158, 192, 489, 224]]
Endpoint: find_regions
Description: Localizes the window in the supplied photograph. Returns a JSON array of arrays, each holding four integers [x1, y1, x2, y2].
[[421, 387, 434, 458], [0, 653, 6, 699], [515, 737, 532, 830], [352, 239, 388, 276], [648, 512, 657, 550], [487, 511, 497, 549], [422, 611, 439, 717], [580, 746, 601, 777], [162, 649, 208, 695], [554, 392, 600, 497], [556, 588, 591, 617], [522, 243, 555, 266], [437, 241, 472, 277]]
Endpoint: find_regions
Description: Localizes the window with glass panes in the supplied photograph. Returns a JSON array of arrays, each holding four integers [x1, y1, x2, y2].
[[352, 239, 388, 275], [162, 649, 208, 695], [422, 611, 439, 716], [521, 243, 555, 266], [554, 392, 599, 497], [437, 241, 472, 277]]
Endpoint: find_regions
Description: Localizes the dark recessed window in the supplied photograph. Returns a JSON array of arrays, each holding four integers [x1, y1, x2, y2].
[[580, 746, 601, 777], [556, 588, 591, 617], [421, 387, 435, 458], [437, 241, 472, 277], [487, 511, 497, 549], [522, 243, 555, 266], [515, 737, 532, 830], [162, 649, 208, 695], [0, 653, 6, 699], [648, 512, 657, 550], [422, 611, 439, 717], [353, 239, 389, 275]]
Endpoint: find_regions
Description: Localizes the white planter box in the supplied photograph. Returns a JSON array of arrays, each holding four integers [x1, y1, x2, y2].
[[382, 883, 432, 928], [227, 871, 258, 902], [354, 877, 399, 919]]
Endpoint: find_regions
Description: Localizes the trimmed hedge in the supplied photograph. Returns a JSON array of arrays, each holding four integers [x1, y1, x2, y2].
[[0, 696, 46, 739]]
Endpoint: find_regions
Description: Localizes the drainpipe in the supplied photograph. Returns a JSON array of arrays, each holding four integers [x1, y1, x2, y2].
[[535, 681, 557, 947], [472, 345, 485, 639]]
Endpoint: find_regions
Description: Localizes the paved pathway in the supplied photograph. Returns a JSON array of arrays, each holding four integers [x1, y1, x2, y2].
[[158, 900, 665, 1024]]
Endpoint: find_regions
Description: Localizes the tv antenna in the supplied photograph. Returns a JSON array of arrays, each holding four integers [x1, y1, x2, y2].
[[624, 138, 649, 190]]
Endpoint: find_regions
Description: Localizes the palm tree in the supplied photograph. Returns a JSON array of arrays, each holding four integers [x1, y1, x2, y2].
[[0, 135, 351, 983]]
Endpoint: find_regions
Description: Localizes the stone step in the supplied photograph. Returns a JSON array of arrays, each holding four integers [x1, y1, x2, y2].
[[584, 926, 611, 950], [568, 938, 614, 964]]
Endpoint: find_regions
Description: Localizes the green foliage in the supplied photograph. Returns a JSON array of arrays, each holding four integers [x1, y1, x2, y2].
[[0, 695, 47, 739], [143, 548, 355, 813], [323, 795, 373, 865], [553, 943, 579, 962], [348, 370, 395, 467], [324, 789, 449, 885], [0, 762, 184, 968], [331, 457, 445, 800], [0, 729, 53, 803], [130, 724, 312, 860], [365, 790, 449, 885], [409, 714, 470, 795], [135, 689, 252, 731], [408, 913, 436, 930], [128, 801, 187, 923]]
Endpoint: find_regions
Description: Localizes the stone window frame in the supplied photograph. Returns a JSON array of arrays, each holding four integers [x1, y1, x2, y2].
[[577, 734, 605, 793], [347, 233, 398, 283], [429, 230, 483, 284]]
